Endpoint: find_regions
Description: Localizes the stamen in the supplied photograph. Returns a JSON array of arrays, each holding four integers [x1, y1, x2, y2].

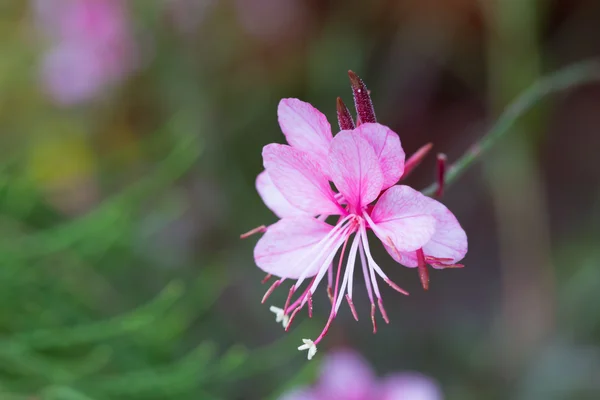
[[307, 294, 313, 318], [261, 274, 272, 284], [346, 294, 358, 321], [377, 298, 390, 324], [240, 225, 266, 239], [312, 228, 354, 347], [334, 231, 361, 314], [435, 153, 447, 198], [269, 306, 290, 328], [358, 224, 383, 299], [383, 278, 410, 296], [284, 285, 295, 314], [360, 214, 410, 296], [417, 248, 429, 291], [290, 225, 350, 329], [261, 279, 283, 303], [426, 256, 454, 263], [294, 216, 354, 289], [430, 262, 464, 269], [298, 339, 317, 360], [286, 306, 302, 332], [304, 224, 353, 298], [327, 263, 333, 302], [336, 97, 355, 130], [332, 233, 352, 305], [327, 286, 334, 304], [359, 242, 374, 304], [286, 277, 315, 314], [402, 143, 433, 179], [370, 303, 377, 334]]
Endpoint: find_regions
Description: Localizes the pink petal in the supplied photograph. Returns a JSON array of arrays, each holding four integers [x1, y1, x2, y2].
[[254, 217, 334, 279], [355, 123, 405, 189], [328, 131, 383, 211], [379, 373, 443, 400], [278, 98, 333, 174], [316, 350, 375, 400], [279, 388, 318, 400], [384, 196, 467, 268], [263, 144, 340, 215], [256, 170, 308, 218], [369, 185, 436, 252], [42, 42, 108, 105]]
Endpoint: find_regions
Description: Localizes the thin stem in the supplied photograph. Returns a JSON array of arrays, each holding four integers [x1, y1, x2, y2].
[[421, 59, 600, 196], [435, 153, 447, 198]]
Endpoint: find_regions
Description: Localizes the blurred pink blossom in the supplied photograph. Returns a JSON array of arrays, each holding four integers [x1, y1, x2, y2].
[[34, 0, 137, 105], [279, 350, 443, 400]]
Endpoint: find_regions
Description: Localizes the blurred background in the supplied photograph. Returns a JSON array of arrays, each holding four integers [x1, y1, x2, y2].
[[1, 0, 600, 399]]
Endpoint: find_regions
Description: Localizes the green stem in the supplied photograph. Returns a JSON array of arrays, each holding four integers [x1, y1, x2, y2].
[[422, 59, 600, 196]]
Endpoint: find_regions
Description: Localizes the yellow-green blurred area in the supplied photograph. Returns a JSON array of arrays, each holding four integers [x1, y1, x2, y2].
[[1, 0, 600, 399]]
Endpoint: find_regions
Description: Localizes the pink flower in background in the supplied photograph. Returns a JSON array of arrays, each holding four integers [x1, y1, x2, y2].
[[34, 0, 137, 105], [252, 98, 467, 359], [279, 349, 443, 400]]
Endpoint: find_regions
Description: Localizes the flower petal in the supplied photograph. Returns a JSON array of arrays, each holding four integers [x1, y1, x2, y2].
[[355, 123, 405, 189], [369, 185, 436, 252], [279, 389, 318, 400], [263, 144, 340, 215], [254, 217, 334, 279], [328, 131, 383, 211], [379, 373, 443, 400], [384, 196, 468, 268], [256, 170, 307, 218], [316, 350, 376, 399], [278, 98, 332, 173]]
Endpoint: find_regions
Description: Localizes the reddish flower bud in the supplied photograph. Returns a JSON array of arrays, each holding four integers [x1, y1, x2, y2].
[[336, 97, 355, 130], [402, 143, 433, 179], [348, 70, 376, 124]]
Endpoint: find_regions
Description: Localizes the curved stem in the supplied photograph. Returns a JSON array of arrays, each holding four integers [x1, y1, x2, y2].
[[422, 59, 600, 196]]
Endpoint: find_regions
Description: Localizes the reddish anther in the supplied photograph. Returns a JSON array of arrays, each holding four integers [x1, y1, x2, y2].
[[327, 286, 334, 304], [416, 249, 429, 291], [430, 262, 464, 269], [435, 153, 447, 198], [384, 278, 410, 296], [336, 97, 355, 130], [348, 70, 376, 124], [261, 279, 282, 303], [346, 294, 359, 321], [402, 143, 433, 179], [284, 285, 296, 314], [377, 298, 390, 324], [370, 303, 377, 334], [425, 256, 453, 263], [286, 307, 302, 331], [261, 274, 272, 284], [240, 225, 267, 239]]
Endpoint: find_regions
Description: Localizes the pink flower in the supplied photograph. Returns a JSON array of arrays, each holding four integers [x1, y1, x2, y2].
[[34, 0, 137, 105], [279, 349, 443, 400], [244, 72, 468, 358], [252, 98, 467, 359]]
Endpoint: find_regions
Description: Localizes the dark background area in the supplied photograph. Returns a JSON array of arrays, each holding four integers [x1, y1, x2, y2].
[[1, 0, 600, 399]]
